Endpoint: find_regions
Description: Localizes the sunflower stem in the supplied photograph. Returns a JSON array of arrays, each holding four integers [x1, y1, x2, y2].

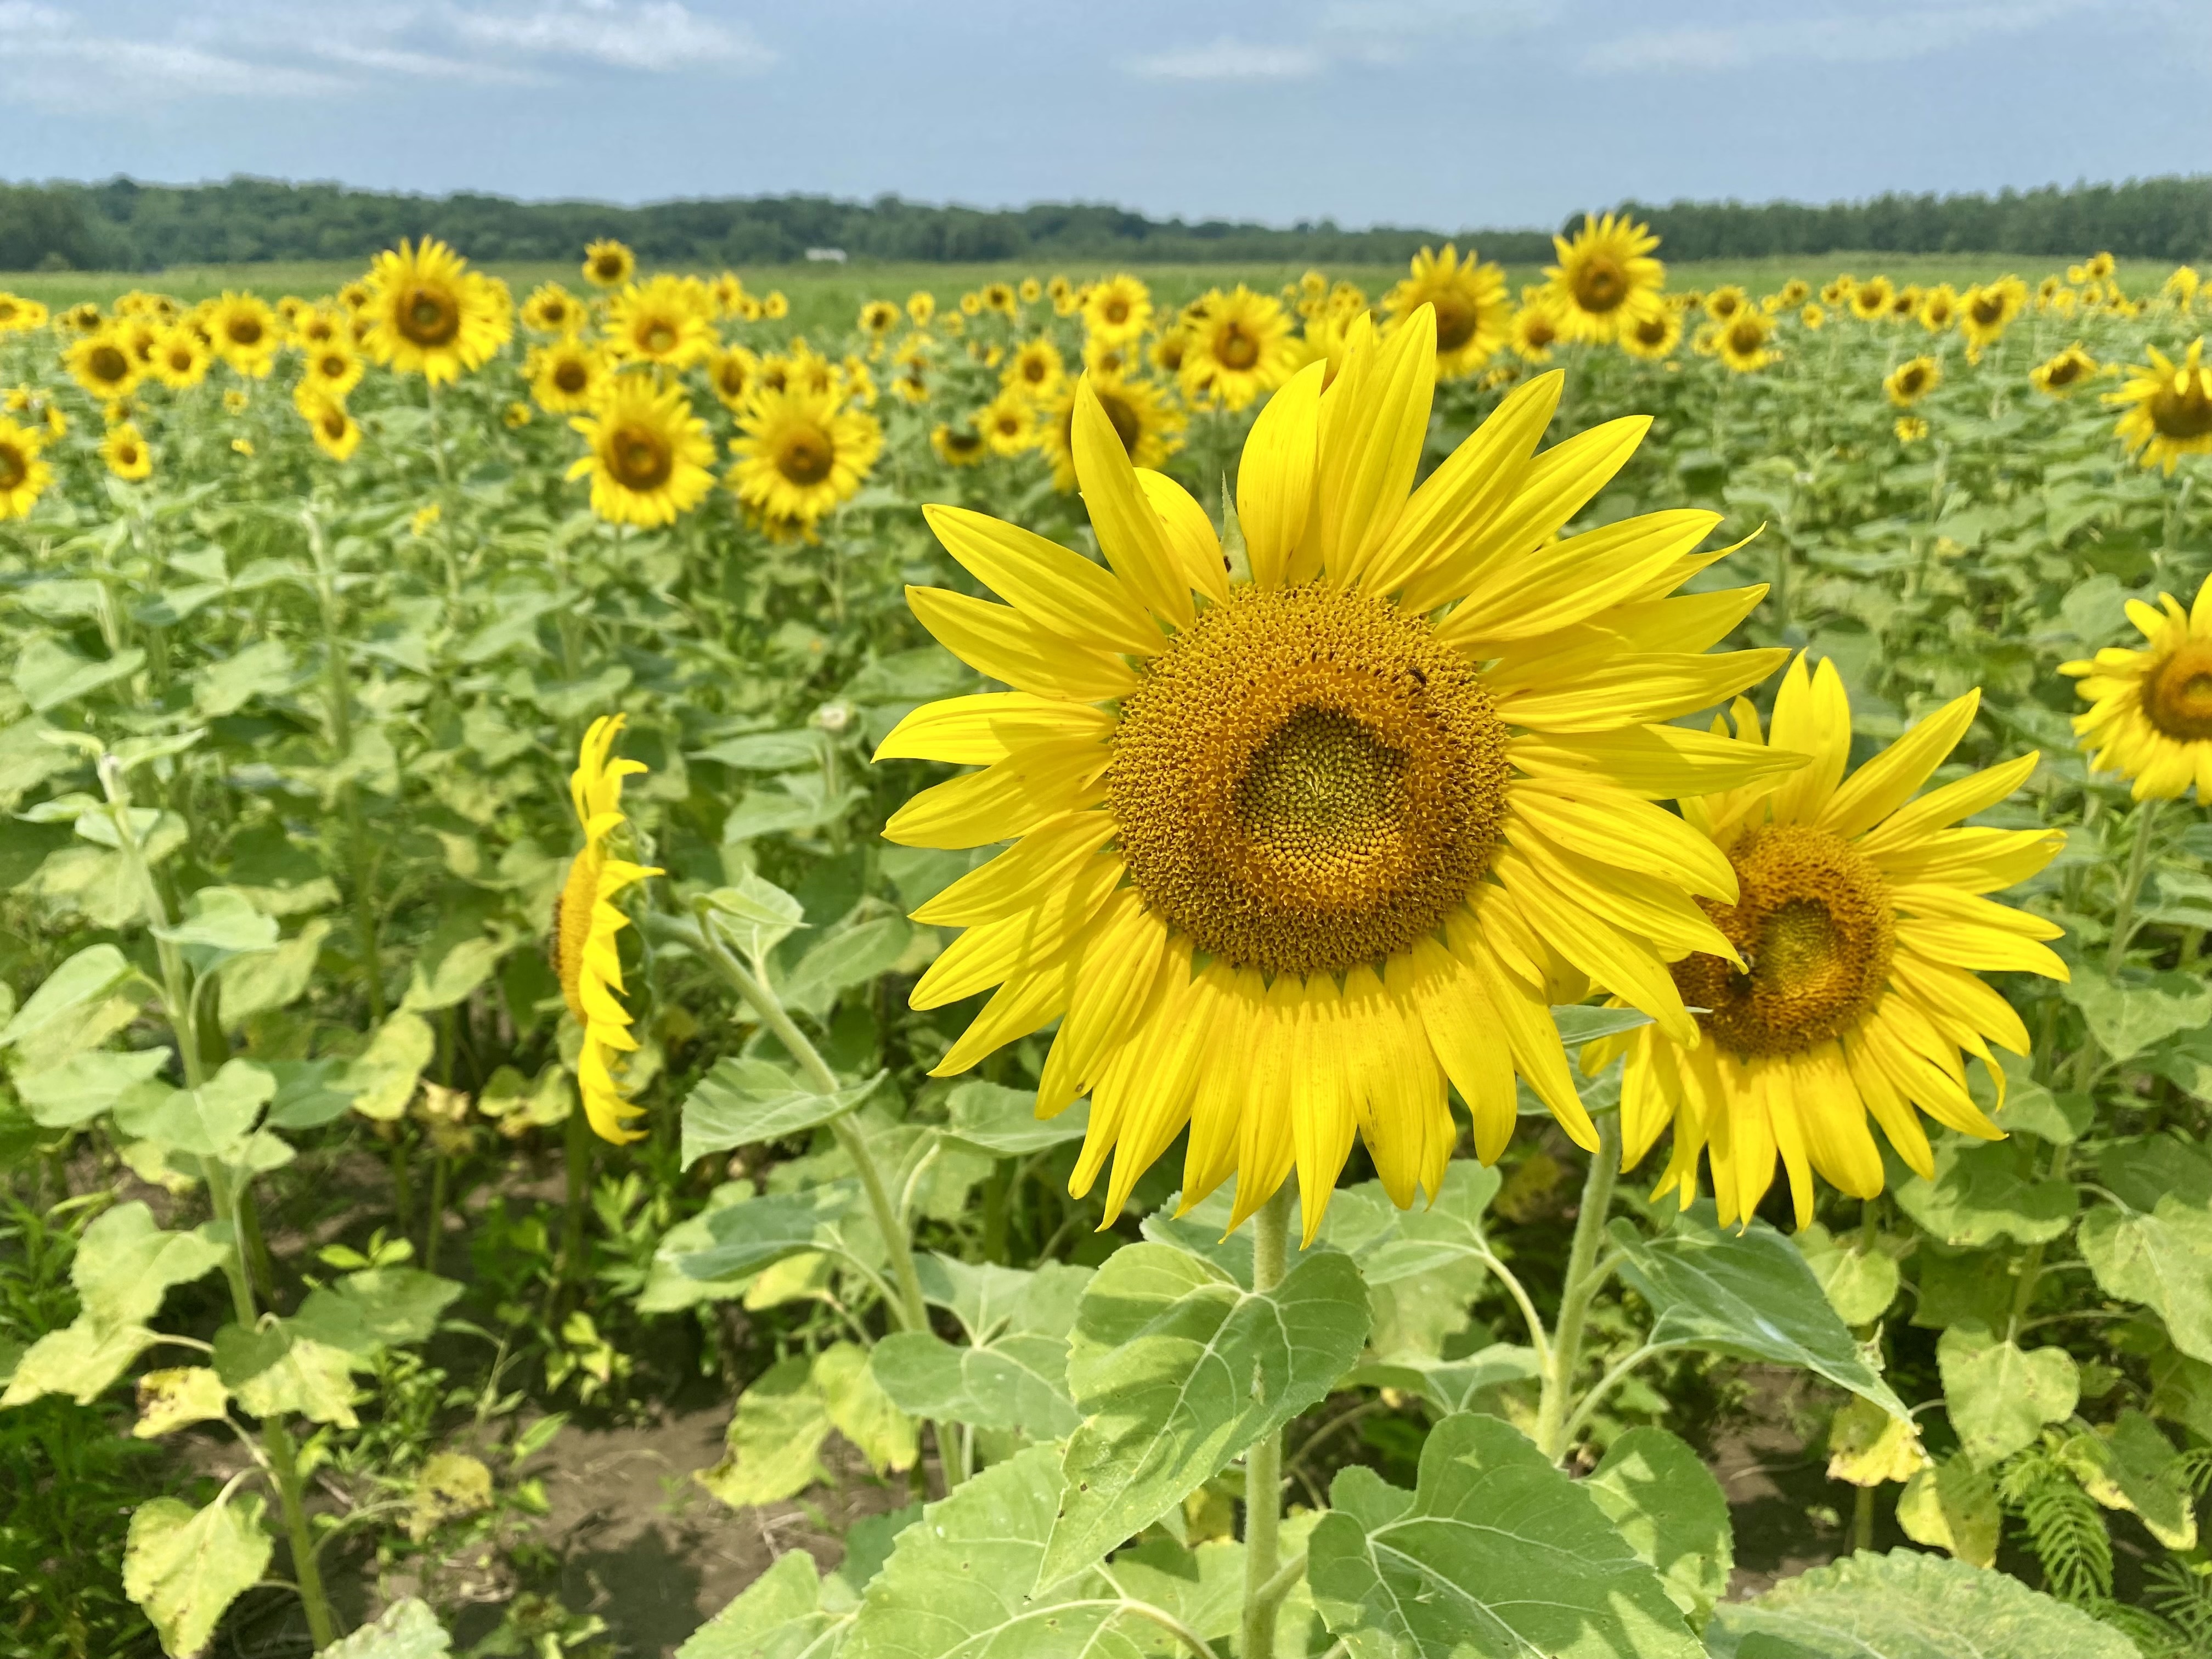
[[2104, 797, 2161, 979], [1240, 1183, 1294, 1659], [1536, 1110, 1623, 1463]]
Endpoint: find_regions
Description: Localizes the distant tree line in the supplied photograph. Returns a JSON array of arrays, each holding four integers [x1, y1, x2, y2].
[[0, 174, 2208, 274]]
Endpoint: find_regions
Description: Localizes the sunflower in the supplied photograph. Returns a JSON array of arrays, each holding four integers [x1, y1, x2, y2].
[[2086, 252, 2116, 283], [1384, 244, 1509, 377], [2106, 339, 2212, 474], [1779, 279, 1810, 307], [299, 394, 363, 462], [1959, 279, 2026, 359], [1589, 657, 2066, 1228], [522, 282, 585, 335], [1917, 285, 1958, 332], [605, 275, 714, 371], [860, 300, 901, 337], [931, 421, 989, 467], [1178, 285, 1299, 411], [1083, 275, 1153, 345], [1037, 373, 1184, 492], [2029, 343, 2098, 398], [1894, 416, 1928, 444], [1020, 278, 1042, 304], [1844, 276, 1891, 323], [2063, 573, 2212, 799], [728, 387, 883, 538], [710, 272, 748, 318], [1884, 356, 1940, 407], [1543, 213, 1665, 345], [99, 422, 152, 481], [0, 292, 47, 333], [1717, 312, 1776, 374], [1801, 303, 1826, 331], [567, 378, 718, 528], [0, 416, 52, 520], [583, 239, 636, 289], [1508, 300, 1562, 364], [60, 301, 104, 335], [1049, 276, 1079, 316], [1622, 306, 1683, 361], [1083, 336, 1136, 381], [1888, 285, 1922, 321], [299, 336, 365, 402], [65, 331, 142, 400], [761, 291, 789, 321], [980, 390, 1036, 456], [877, 338, 1793, 1235], [200, 292, 279, 377], [528, 340, 607, 415], [363, 239, 512, 385], [2166, 267, 2200, 307], [556, 715, 662, 1145], [1821, 276, 1857, 307], [982, 281, 1017, 315], [703, 343, 760, 411], [291, 306, 342, 350], [1003, 338, 1066, 403], [907, 290, 937, 327]]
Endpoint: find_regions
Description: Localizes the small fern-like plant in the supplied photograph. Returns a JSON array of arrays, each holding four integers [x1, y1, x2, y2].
[[1999, 1442, 2112, 1604]]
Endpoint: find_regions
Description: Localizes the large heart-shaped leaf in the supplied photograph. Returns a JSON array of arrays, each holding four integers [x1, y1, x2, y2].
[[2078, 1196, 2212, 1362], [71, 1202, 229, 1327], [674, 1183, 862, 1282], [122, 1492, 273, 1659], [1938, 1325, 2079, 1466], [1892, 1139, 2076, 1248], [1584, 1426, 1734, 1631]]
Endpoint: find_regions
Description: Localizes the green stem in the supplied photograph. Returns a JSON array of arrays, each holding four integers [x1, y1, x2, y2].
[[264, 1422, 337, 1649], [1535, 1110, 1624, 1462], [1851, 1483, 1875, 1554], [304, 508, 386, 1025], [423, 1153, 450, 1277], [550, 1100, 592, 1314], [2104, 797, 2161, 978], [1240, 1183, 1294, 1659]]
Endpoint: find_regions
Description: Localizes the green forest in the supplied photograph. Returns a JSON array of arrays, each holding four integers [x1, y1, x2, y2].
[[1, 171, 2209, 273]]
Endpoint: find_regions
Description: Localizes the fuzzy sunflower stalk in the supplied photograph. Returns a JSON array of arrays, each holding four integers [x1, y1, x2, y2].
[[878, 312, 1798, 1241]]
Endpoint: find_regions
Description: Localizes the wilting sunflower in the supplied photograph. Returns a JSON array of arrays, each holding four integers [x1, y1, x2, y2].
[[1384, 244, 1509, 378], [860, 300, 901, 337], [363, 239, 512, 385], [2063, 573, 2212, 800], [1543, 213, 1665, 345], [1847, 277, 1894, 323], [1508, 300, 1561, 364], [556, 715, 662, 1144], [1178, 285, 1299, 411], [65, 331, 142, 400], [979, 390, 1036, 456], [2029, 343, 2098, 398], [1959, 279, 2027, 359], [1622, 306, 1683, 361], [298, 336, 365, 402], [1717, 312, 1776, 374], [1003, 338, 1066, 403], [728, 387, 884, 538], [100, 421, 152, 481], [1917, 285, 1959, 332], [703, 343, 759, 411], [1083, 275, 1153, 345], [582, 239, 636, 289], [1589, 656, 2065, 1228], [877, 333, 1792, 1235], [930, 421, 989, 467], [0, 416, 52, 520], [1884, 356, 1940, 407], [2106, 339, 2212, 474], [1037, 373, 1184, 492], [298, 393, 363, 462], [526, 340, 604, 415], [606, 274, 715, 370], [567, 379, 717, 528], [522, 282, 586, 335]]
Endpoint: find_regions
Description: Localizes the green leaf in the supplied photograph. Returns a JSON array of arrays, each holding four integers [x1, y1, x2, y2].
[[123, 1492, 273, 1659], [192, 639, 295, 718], [1907, 1245, 2016, 1333], [845, 1443, 1139, 1659], [14, 637, 148, 713], [1039, 1240, 1372, 1584], [1895, 1456, 2001, 1568], [14, 1045, 172, 1128], [680, 1058, 884, 1170], [703, 873, 807, 966], [213, 1320, 362, 1427], [2097, 1134, 2212, 1209], [1105, 1536, 1245, 1649], [941, 1080, 1088, 1156], [674, 1183, 862, 1282], [1937, 1324, 2079, 1466], [132, 1367, 231, 1439], [312, 1267, 466, 1350], [72, 1202, 229, 1326], [1891, 1138, 2076, 1248], [814, 1341, 917, 1475], [1, 943, 134, 1051], [112, 1058, 275, 1156], [2061, 1409, 2198, 1549], [2078, 1196, 2212, 1361], [151, 887, 279, 966], [1612, 1206, 1908, 1418], [1318, 1161, 1502, 1285], [679, 1548, 848, 1659], [871, 1330, 1081, 1440], [1583, 1426, 1734, 1631], [783, 918, 911, 1019], [1553, 1005, 1654, 1046], [0, 1313, 156, 1406], [1793, 1222, 1901, 1325], [1705, 1548, 2139, 1659], [1308, 1412, 1702, 1659], [217, 918, 332, 1024], [318, 1598, 452, 1659], [340, 1011, 437, 1121], [695, 730, 822, 771], [400, 934, 507, 1013], [262, 1057, 356, 1130], [1342, 1345, 1543, 1416], [2062, 965, 2211, 1062], [1975, 1051, 2090, 1145], [696, 1356, 833, 1509], [917, 1254, 1090, 1343]]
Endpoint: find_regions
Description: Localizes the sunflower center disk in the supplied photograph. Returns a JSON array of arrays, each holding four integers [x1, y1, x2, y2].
[[2147, 640, 2212, 742], [1672, 823, 1895, 1059], [0, 445, 25, 492], [1575, 259, 1627, 312], [610, 426, 674, 490], [557, 363, 589, 394], [2151, 382, 2212, 442], [1110, 586, 1510, 978], [402, 287, 460, 346], [91, 346, 128, 382], [777, 430, 834, 486], [1430, 295, 1478, 353], [1215, 323, 1260, 371]]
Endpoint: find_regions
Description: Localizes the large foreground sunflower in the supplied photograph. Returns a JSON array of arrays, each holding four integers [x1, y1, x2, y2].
[[566, 379, 716, 528], [2063, 573, 2212, 799], [363, 239, 513, 385], [0, 416, 53, 520], [556, 715, 661, 1144], [727, 387, 883, 540], [1384, 244, 1508, 378], [876, 323, 1793, 1238], [1543, 213, 1665, 345], [1592, 657, 2067, 1227], [2106, 338, 2212, 473]]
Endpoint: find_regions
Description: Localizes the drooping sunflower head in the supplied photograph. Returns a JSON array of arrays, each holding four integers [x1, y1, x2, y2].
[[1543, 213, 1664, 344], [1717, 312, 1775, 374], [1801, 303, 1826, 331], [1960, 278, 2027, 352], [1083, 274, 1153, 345], [1384, 244, 1509, 376], [529, 339, 607, 414], [363, 239, 513, 385], [1883, 355, 1940, 407], [523, 282, 585, 335], [906, 290, 937, 327], [709, 272, 748, 317], [1894, 416, 1928, 444], [1178, 285, 1298, 411], [2063, 572, 2212, 798], [1821, 275, 1856, 307], [565, 377, 718, 528], [2086, 251, 2116, 281], [2166, 266, 2202, 306], [728, 386, 884, 537], [1916, 285, 1957, 332], [65, 330, 142, 400], [1888, 285, 1921, 320], [0, 416, 52, 521], [1779, 279, 1810, 306], [582, 239, 636, 289], [606, 274, 714, 370], [2105, 338, 2212, 474], [2028, 343, 2098, 398]]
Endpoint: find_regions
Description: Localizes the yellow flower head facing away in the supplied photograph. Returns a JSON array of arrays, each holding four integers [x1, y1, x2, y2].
[[557, 715, 662, 1144], [2062, 573, 2212, 800], [2104, 337, 2212, 474], [1588, 656, 2066, 1229], [877, 320, 1796, 1242]]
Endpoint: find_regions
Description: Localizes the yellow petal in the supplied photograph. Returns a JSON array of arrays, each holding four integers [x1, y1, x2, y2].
[[1493, 647, 1793, 733], [882, 737, 1110, 850], [872, 692, 1114, 765], [906, 585, 1137, 702], [1764, 654, 1853, 827], [1510, 724, 1807, 800], [1854, 752, 2040, 861], [1441, 509, 1723, 647], [1073, 377, 1192, 628], [1137, 470, 1230, 606], [1816, 690, 1978, 843], [1035, 893, 1174, 1114], [911, 854, 1121, 1008], [930, 950, 1084, 1077], [1319, 308, 1435, 587], [1508, 777, 1739, 901], [910, 810, 1119, 926], [922, 504, 1161, 657], [1237, 361, 1324, 587]]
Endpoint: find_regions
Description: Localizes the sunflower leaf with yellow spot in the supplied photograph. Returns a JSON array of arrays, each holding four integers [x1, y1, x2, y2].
[[696, 1355, 832, 1509], [2057, 1412, 2199, 1550], [1826, 1396, 1929, 1487], [318, 1598, 452, 1659], [123, 1492, 273, 1659], [812, 1340, 917, 1474], [213, 1319, 362, 1428], [1896, 1457, 2002, 1568], [2078, 1195, 2212, 1362], [340, 1011, 437, 1121]]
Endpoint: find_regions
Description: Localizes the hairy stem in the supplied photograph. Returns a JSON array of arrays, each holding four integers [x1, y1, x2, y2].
[[1535, 1110, 1623, 1462], [1240, 1183, 1294, 1659]]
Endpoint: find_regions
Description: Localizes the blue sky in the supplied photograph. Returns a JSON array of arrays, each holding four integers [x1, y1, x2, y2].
[[0, 1, 2207, 231]]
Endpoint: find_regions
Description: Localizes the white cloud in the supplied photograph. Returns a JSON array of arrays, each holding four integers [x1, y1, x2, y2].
[[448, 1, 773, 72], [1124, 36, 1327, 81], [0, 7, 343, 109], [1582, 1, 2101, 74]]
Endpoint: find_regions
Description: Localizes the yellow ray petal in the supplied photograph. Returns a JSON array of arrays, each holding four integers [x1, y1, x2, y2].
[[1183, 966, 1265, 1207], [906, 585, 1137, 702], [1440, 510, 1723, 647], [882, 737, 1110, 849], [1073, 377, 1192, 628], [1869, 826, 2066, 893], [1319, 307, 1435, 587], [910, 810, 1120, 926], [1449, 916, 1601, 1149], [1509, 724, 1808, 800], [873, 692, 1114, 765], [1488, 853, 1701, 1047], [1854, 752, 2040, 860], [1765, 654, 1854, 827], [1816, 690, 1979, 842], [1508, 777, 1739, 901], [1492, 647, 1793, 733], [1034, 892, 1175, 1114], [1397, 940, 1517, 1164], [1236, 361, 1324, 588], [1137, 470, 1231, 606], [909, 854, 1120, 1007], [922, 504, 1161, 657], [929, 948, 1084, 1076]]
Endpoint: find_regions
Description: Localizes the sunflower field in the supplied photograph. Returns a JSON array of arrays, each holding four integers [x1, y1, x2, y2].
[[3, 218, 2212, 1659]]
